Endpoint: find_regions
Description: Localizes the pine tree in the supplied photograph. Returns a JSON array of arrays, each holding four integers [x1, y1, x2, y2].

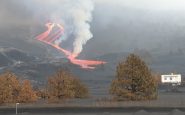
[[110, 54, 158, 101]]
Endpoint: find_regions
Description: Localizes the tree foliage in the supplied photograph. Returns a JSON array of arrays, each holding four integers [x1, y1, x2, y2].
[[0, 71, 20, 103], [18, 80, 38, 103], [46, 69, 89, 101], [0, 71, 38, 104], [110, 54, 158, 101]]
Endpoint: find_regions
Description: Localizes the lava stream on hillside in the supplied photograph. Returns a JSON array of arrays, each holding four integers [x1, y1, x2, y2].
[[36, 23, 106, 69]]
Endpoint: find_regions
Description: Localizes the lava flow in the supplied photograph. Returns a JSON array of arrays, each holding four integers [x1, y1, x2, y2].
[[36, 22, 106, 69]]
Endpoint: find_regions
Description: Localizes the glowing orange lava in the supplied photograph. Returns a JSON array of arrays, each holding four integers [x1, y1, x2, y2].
[[37, 23, 55, 40], [36, 23, 106, 69]]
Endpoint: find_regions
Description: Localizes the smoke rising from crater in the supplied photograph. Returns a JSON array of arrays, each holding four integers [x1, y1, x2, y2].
[[71, 0, 94, 55], [22, 0, 94, 56]]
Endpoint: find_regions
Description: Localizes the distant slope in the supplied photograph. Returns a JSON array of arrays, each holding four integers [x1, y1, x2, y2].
[[0, 52, 12, 66], [1, 47, 185, 97], [0, 47, 36, 67]]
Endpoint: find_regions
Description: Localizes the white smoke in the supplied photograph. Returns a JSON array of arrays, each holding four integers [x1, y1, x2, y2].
[[70, 0, 94, 55], [23, 0, 94, 56], [54, 0, 94, 55]]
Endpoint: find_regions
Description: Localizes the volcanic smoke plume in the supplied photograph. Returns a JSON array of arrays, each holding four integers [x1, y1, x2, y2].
[[36, 23, 106, 69], [70, 0, 94, 56], [47, 0, 94, 57], [33, 0, 106, 69]]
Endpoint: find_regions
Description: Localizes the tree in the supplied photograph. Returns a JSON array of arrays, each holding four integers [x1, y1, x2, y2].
[[0, 71, 38, 104], [72, 78, 89, 98], [46, 69, 89, 102], [0, 71, 20, 103], [110, 54, 157, 101], [18, 80, 38, 103]]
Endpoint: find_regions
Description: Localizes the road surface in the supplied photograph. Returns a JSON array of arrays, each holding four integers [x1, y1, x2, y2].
[[0, 107, 185, 115]]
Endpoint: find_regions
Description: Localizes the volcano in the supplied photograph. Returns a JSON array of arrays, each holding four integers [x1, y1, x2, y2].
[[36, 23, 106, 69]]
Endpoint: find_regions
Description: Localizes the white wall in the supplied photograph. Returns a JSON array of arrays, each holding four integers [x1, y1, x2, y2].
[[161, 74, 181, 84]]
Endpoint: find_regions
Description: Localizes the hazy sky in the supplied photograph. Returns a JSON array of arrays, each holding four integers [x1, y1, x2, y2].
[[1, 0, 185, 57], [95, 0, 185, 10]]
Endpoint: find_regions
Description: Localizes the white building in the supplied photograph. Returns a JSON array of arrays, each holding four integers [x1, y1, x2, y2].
[[161, 73, 181, 85]]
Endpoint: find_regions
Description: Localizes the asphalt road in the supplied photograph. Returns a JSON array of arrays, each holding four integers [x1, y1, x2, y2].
[[1, 107, 185, 115]]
